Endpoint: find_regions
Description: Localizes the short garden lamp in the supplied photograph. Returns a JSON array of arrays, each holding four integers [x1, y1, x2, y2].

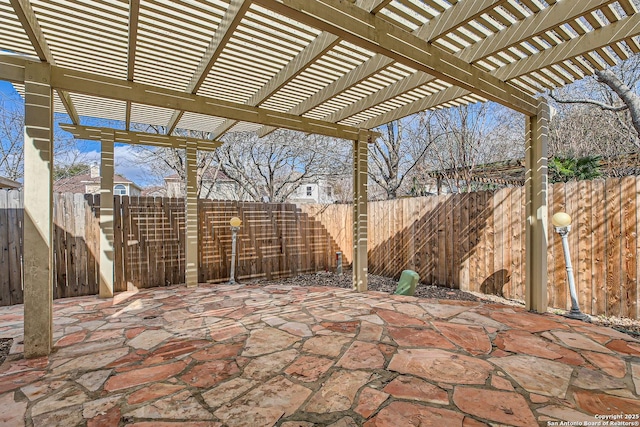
[[229, 217, 242, 284], [551, 212, 590, 322]]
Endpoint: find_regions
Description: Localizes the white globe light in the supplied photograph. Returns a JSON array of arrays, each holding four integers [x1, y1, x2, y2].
[[229, 216, 242, 227], [552, 212, 571, 227]]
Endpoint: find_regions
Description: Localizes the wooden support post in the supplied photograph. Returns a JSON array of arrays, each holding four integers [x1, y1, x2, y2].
[[525, 99, 549, 313], [185, 140, 198, 287], [99, 131, 115, 298], [353, 131, 368, 292], [23, 62, 53, 358]]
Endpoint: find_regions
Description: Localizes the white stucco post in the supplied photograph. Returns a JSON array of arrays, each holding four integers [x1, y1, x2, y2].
[[23, 61, 54, 358], [99, 130, 115, 298], [525, 99, 549, 313], [353, 130, 368, 292], [185, 139, 198, 287]]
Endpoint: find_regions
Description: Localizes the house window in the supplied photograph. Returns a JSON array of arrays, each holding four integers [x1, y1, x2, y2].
[[306, 186, 312, 196], [325, 187, 332, 196], [114, 184, 127, 195]]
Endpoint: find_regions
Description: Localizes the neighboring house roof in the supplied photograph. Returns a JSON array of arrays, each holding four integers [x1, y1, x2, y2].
[[54, 173, 142, 193], [0, 176, 21, 189]]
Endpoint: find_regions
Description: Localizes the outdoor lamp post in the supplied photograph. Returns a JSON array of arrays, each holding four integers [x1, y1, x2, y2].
[[229, 216, 242, 284], [551, 212, 590, 322]]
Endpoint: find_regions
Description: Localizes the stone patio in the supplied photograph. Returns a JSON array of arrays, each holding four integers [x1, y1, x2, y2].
[[1, 283, 640, 426]]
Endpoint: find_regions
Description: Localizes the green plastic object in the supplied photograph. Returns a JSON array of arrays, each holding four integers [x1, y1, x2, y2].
[[394, 270, 420, 296]]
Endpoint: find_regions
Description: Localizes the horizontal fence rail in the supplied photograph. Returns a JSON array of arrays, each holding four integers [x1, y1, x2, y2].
[[1, 177, 639, 319]]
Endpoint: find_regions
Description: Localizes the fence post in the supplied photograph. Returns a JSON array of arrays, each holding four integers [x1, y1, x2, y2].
[[525, 99, 549, 313], [23, 62, 54, 358], [353, 130, 369, 292], [185, 139, 199, 287], [99, 130, 115, 298]]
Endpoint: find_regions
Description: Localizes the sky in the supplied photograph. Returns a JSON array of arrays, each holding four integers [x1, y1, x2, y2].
[[0, 80, 164, 187]]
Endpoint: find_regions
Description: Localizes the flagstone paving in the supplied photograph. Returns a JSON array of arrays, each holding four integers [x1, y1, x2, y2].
[[1, 283, 640, 426]]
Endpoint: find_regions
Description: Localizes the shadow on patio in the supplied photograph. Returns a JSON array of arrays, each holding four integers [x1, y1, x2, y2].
[[1, 283, 640, 426]]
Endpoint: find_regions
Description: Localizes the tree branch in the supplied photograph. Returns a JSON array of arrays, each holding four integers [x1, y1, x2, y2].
[[549, 89, 628, 112]]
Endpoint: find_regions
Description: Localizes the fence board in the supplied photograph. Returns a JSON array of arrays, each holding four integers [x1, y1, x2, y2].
[[622, 176, 637, 318], [476, 192, 486, 292], [512, 187, 524, 301], [493, 189, 506, 297], [0, 191, 11, 306], [606, 179, 622, 316], [592, 180, 607, 315], [577, 180, 592, 316]]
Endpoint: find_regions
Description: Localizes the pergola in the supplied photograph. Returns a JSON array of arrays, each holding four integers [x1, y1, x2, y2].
[[1, 0, 638, 358]]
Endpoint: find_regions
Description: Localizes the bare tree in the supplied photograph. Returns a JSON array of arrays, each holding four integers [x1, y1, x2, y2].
[[0, 94, 23, 180], [549, 54, 640, 146], [368, 115, 440, 200], [0, 92, 90, 181], [549, 102, 637, 159], [215, 130, 349, 202], [422, 103, 523, 193], [127, 125, 222, 198]]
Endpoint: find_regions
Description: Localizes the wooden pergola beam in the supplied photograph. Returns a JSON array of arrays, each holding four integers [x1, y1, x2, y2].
[[324, 71, 434, 124], [0, 55, 375, 141], [255, 0, 504, 136], [39, 62, 371, 140], [166, 0, 251, 134], [302, 1, 636, 126], [125, 0, 140, 130], [253, 0, 537, 115], [59, 124, 224, 151], [212, 31, 340, 138], [357, 85, 471, 130], [359, 14, 640, 130], [9, 0, 80, 124]]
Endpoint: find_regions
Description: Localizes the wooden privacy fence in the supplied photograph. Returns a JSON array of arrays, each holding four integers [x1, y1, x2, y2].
[[307, 176, 640, 320], [0, 191, 341, 306], [2, 176, 640, 319]]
